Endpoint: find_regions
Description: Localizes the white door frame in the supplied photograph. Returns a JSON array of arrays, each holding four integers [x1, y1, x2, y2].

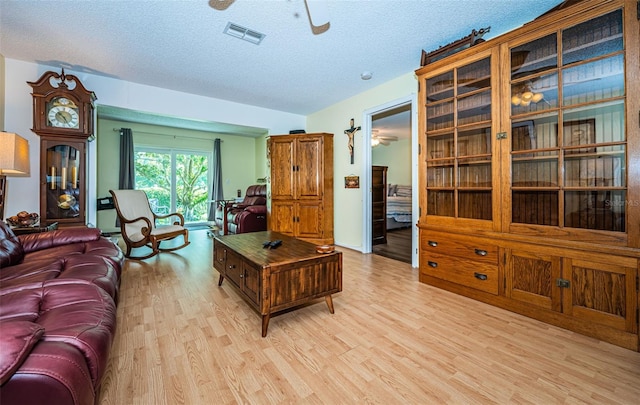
[[361, 94, 419, 268]]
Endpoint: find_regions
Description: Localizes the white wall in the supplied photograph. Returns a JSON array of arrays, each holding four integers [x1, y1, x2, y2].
[[2, 58, 305, 219], [306, 72, 417, 250]]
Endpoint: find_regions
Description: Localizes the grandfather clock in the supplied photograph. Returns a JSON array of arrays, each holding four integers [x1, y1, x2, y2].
[[28, 70, 97, 227]]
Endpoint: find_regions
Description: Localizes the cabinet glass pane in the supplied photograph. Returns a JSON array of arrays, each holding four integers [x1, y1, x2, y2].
[[427, 190, 454, 216], [511, 73, 558, 115], [458, 90, 491, 125], [565, 190, 625, 231], [426, 72, 454, 102], [564, 146, 625, 187], [427, 132, 454, 158], [427, 160, 454, 187], [426, 101, 454, 131], [512, 115, 558, 152], [563, 102, 625, 145], [457, 58, 490, 95], [458, 158, 491, 187], [512, 153, 558, 187], [511, 34, 557, 80], [458, 127, 491, 157], [425, 56, 492, 222], [563, 55, 624, 106], [459, 191, 492, 220], [512, 191, 559, 226], [562, 10, 623, 66], [46, 145, 81, 220]]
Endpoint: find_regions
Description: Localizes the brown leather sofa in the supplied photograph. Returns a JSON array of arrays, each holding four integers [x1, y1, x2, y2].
[[0, 222, 123, 405], [215, 184, 267, 235]]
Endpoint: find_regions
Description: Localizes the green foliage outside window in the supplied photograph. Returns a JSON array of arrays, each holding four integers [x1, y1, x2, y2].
[[135, 151, 209, 224]]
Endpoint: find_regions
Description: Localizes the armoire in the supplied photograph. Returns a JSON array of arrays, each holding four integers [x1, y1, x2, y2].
[[267, 133, 334, 245], [416, 0, 640, 351]]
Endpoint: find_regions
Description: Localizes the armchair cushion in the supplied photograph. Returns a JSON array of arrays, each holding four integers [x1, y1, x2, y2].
[[0, 321, 45, 385], [237, 196, 266, 208]]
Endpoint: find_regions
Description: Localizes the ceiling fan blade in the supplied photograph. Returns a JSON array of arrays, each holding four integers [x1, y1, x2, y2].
[[378, 135, 398, 141], [208, 0, 235, 11], [380, 140, 391, 146], [305, 0, 330, 34]]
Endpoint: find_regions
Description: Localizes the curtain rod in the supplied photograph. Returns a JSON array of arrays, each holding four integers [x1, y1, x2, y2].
[[112, 128, 222, 142]]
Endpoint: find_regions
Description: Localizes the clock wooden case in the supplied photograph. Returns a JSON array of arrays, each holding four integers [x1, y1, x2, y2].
[[28, 70, 97, 227]]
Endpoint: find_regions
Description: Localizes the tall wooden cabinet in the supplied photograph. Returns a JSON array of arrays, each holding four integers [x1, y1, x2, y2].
[[417, 0, 640, 351], [372, 166, 388, 245], [267, 133, 334, 245]]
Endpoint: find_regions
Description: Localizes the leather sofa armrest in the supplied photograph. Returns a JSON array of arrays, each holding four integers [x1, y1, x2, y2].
[[19, 228, 102, 254], [244, 205, 267, 215]]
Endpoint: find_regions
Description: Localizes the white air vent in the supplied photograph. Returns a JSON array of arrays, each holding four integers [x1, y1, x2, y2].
[[224, 22, 265, 45]]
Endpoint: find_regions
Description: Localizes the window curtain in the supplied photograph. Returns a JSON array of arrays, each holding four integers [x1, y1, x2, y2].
[[116, 128, 135, 227], [208, 138, 223, 221], [119, 128, 135, 190]]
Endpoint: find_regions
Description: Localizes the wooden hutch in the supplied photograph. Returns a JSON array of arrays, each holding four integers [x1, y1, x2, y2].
[[416, 0, 640, 350], [267, 133, 334, 245]]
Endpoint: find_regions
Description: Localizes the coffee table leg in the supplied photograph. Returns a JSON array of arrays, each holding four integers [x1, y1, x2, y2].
[[325, 295, 335, 314], [261, 314, 270, 337]]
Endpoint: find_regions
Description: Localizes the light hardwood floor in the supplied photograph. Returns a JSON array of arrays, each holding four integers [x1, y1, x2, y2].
[[99, 230, 640, 404]]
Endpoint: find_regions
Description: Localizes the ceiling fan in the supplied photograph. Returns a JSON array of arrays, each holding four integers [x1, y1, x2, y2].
[[209, 0, 330, 35], [371, 131, 398, 147]]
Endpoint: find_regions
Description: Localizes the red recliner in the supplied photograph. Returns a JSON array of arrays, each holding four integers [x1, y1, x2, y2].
[[217, 185, 267, 235]]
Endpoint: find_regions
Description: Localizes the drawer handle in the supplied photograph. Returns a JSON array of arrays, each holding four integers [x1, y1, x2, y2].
[[474, 272, 488, 281], [428, 240, 438, 247], [228, 264, 236, 269], [474, 249, 488, 256], [428, 261, 438, 268]]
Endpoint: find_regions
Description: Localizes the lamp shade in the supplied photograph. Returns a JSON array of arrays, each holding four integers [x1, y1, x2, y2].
[[0, 132, 30, 175]]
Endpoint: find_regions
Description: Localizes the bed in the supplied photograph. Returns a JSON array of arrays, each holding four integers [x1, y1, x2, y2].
[[386, 184, 413, 230]]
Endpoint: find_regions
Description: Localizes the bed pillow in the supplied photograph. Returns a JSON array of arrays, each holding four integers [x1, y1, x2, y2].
[[387, 184, 397, 197], [395, 185, 412, 198]]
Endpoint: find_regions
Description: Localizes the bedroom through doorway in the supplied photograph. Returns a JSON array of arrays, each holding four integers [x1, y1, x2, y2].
[[370, 104, 413, 264]]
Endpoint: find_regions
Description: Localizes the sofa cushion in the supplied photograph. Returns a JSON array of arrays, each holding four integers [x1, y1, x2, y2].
[[0, 280, 117, 385], [0, 320, 45, 385], [0, 222, 25, 268]]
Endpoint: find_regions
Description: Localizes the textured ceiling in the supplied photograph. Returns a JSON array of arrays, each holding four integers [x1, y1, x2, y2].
[[1, 0, 562, 116]]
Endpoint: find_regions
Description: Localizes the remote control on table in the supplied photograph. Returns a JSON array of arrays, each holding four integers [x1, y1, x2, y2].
[[270, 240, 282, 249]]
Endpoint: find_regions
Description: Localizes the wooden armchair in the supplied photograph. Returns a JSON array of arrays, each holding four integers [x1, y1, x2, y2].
[[109, 189, 190, 260]]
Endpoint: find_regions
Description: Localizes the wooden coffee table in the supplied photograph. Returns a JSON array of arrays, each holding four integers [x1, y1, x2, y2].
[[213, 231, 342, 337]]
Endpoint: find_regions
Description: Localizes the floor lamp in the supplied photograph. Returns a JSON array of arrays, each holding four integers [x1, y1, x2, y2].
[[0, 132, 30, 221]]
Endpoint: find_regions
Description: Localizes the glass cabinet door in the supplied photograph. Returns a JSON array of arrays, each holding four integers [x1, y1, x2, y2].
[[425, 56, 493, 220], [509, 9, 626, 233], [42, 139, 85, 226]]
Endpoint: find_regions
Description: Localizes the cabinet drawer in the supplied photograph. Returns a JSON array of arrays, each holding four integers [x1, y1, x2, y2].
[[421, 252, 498, 295], [224, 249, 243, 288], [421, 232, 497, 264], [213, 242, 226, 272]]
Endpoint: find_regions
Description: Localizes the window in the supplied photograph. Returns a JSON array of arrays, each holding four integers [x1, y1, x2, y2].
[[135, 148, 210, 225]]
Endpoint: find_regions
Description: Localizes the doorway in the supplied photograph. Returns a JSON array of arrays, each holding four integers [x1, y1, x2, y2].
[[362, 95, 418, 267], [371, 105, 413, 263]]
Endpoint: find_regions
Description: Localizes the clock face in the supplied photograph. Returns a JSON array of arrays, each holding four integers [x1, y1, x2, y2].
[[47, 97, 80, 129]]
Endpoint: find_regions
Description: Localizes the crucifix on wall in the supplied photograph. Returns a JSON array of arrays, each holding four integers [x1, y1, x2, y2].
[[344, 118, 361, 165]]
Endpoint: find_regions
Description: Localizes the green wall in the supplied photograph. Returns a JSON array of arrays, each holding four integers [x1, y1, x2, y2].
[[372, 139, 412, 186]]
